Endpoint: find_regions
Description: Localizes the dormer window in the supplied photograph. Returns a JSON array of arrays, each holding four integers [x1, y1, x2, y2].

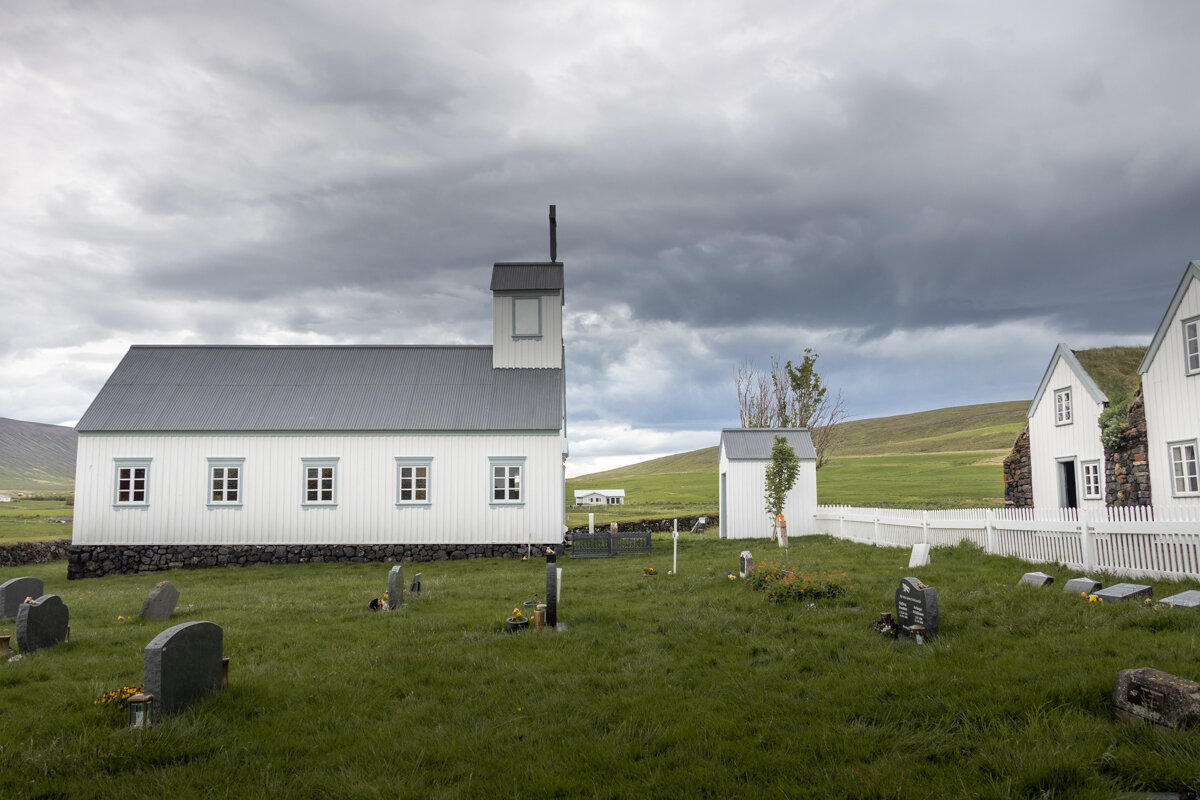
[[1054, 388, 1072, 425], [1184, 317, 1199, 375]]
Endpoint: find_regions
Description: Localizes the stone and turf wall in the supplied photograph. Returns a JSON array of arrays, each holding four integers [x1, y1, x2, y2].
[[1, 538, 71, 568], [1003, 425, 1032, 507], [1104, 388, 1152, 506]]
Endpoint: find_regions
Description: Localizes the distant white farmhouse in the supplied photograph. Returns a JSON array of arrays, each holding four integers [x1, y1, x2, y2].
[[1026, 344, 1110, 509], [0, 493, 10, 502], [573, 489, 625, 506], [69, 256, 568, 578], [718, 428, 817, 540], [1138, 261, 1200, 506]]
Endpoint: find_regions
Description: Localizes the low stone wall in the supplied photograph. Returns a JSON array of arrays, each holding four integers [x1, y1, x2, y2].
[[0, 538, 71, 567], [566, 514, 718, 538], [1003, 425, 1032, 507], [68, 542, 562, 580], [1105, 389, 1152, 506]]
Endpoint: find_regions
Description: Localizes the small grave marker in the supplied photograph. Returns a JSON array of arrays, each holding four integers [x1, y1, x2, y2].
[[545, 548, 558, 628], [387, 566, 404, 610], [139, 580, 180, 621], [15, 594, 69, 654], [739, 551, 753, 578], [1159, 590, 1200, 608], [908, 543, 930, 568], [144, 621, 224, 722], [1018, 571, 1054, 587], [409, 572, 422, 596], [1063, 577, 1102, 595], [1113, 667, 1200, 729], [895, 577, 938, 638], [0, 577, 43, 620], [1094, 583, 1153, 603]]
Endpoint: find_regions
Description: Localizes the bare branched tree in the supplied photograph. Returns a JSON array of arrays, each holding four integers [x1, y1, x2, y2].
[[733, 349, 849, 468]]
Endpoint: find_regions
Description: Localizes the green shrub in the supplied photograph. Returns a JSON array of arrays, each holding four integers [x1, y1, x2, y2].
[[747, 561, 850, 602]]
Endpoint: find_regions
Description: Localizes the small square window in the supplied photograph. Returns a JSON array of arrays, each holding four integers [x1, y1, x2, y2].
[[1169, 441, 1199, 496], [1184, 317, 1200, 375], [396, 458, 432, 505], [489, 458, 525, 504], [113, 459, 151, 506], [1081, 461, 1102, 500], [1054, 388, 1072, 425], [208, 458, 245, 506], [302, 458, 339, 506]]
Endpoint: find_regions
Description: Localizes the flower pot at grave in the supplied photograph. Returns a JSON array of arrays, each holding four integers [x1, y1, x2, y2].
[[506, 617, 530, 633]]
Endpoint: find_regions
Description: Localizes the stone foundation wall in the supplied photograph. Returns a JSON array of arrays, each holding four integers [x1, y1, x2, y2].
[[1003, 425, 1032, 507], [1105, 388, 1152, 506], [0, 538, 71, 567], [566, 514, 717, 537], [68, 542, 562, 580]]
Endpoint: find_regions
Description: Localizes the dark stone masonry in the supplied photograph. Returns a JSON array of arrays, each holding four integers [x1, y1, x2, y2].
[[1105, 387, 1152, 507], [565, 514, 717, 538], [1003, 425, 1032, 507], [0, 538, 71, 568], [68, 542, 562, 580]]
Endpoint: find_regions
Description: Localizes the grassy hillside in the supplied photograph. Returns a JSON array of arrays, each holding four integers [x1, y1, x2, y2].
[[0, 417, 77, 492], [567, 401, 1030, 520]]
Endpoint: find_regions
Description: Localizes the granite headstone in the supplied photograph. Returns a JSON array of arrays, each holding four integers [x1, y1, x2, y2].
[[0, 576, 43, 620], [15, 594, 69, 654], [739, 551, 754, 579], [409, 572, 422, 596], [1063, 577, 1102, 595], [1018, 571, 1054, 587], [1113, 667, 1200, 729], [1095, 583, 1153, 603], [387, 566, 404, 610], [895, 577, 938, 638], [1159, 590, 1200, 608], [139, 580, 180, 621], [144, 621, 223, 722]]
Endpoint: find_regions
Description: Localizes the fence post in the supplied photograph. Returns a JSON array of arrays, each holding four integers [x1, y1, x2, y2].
[[1080, 509, 1094, 572], [873, 509, 880, 546], [985, 509, 996, 555], [839, 513, 844, 540], [589, 513, 594, 534], [922, 511, 930, 545]]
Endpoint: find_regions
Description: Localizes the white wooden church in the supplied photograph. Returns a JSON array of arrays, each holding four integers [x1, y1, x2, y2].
[[70, 222, 567, 577]]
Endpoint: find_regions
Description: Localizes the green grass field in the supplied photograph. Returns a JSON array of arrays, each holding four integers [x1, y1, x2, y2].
[[0, 498, 74, 544], [817, 452, 1008, 509], [3, 535, 1198, 798]]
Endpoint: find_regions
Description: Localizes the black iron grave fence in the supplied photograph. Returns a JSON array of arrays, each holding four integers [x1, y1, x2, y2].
[[569, 527, 652, 559]]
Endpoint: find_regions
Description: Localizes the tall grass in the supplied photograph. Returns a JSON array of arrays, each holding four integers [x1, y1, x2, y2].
[[2, 535, 1198, 798]]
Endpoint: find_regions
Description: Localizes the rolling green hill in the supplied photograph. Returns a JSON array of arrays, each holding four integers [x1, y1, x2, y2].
[[0, 417, 77, 493]]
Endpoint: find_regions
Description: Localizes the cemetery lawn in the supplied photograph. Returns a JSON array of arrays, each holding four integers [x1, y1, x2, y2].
[[0, 498, 73, 544], [3, 535, 1199, 799]]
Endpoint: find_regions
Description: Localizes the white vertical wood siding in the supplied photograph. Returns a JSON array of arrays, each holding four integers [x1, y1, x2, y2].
[[74, 432, 565, 545], [1142, 277, 1200, 507], [492, 291, 563, 368], [1028, 357, 1107, 509], [719, 446, 816, 540]]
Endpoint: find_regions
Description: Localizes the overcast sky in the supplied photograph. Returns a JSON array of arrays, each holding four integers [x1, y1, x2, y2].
[[2, 1, 1197, 476]]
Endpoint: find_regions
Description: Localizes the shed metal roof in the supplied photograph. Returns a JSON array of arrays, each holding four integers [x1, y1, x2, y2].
[[719, 428, 817, 461], [76, 346, 564, 433], [573, 489, 625, 499], [490, 262, 564, 293]]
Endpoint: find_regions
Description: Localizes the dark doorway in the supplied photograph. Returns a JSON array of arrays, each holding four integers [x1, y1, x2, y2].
[[1058, 460, 1078, 508]]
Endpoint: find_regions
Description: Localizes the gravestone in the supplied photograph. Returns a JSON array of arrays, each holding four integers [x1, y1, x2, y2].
[[895, 577, 939, 638], [739, 551, 753, 578], [1094, 583, 1153, 603], [0, 576, 43, 620], [1159, 590, 1200, 608], [387, 566, 404, 610], [409, 572, 422, 596], [1113, 667, 1200, 729], [144, 621, 223, 722], [139, 580, 180, 621], [1018, 571, 1054, 587], [1064, 577, 1102, 595], [545, 549, 558, 628], [908, 543, 930, 568], [15, 594, 69, 654]]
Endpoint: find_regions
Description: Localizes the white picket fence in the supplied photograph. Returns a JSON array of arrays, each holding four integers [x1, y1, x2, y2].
[[813, 505, 1200, 580]]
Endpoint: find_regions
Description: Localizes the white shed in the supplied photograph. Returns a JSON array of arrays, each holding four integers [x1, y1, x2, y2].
[[1138, 260, 1200, 506], [70, 257, 568, 578], [718, 428, 817, 540], [1026, 344, 1110, 509], [573, 489, 625, 506]]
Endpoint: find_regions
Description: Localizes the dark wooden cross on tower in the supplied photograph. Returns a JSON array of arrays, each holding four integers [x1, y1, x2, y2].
[[549, 204, 557, 262]]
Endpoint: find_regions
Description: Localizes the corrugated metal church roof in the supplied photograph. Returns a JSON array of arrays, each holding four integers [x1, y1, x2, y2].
[[720, 428, 818, 461], [76, 345, 564, 433], [490, 262, 564, 293]]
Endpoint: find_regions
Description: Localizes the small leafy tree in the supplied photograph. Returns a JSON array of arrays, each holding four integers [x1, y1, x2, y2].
[[764, 434, 800, 519]]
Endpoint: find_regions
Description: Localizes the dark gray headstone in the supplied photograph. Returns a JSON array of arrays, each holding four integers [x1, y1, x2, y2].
[[15, 594, 69, 654], [139, 580, 180, 621], [895, 577, 939, 638], [387, 566, 404, 610], [144, 621, 223, 722], [409, 573, 422, 596], [739, 551, 753, 578], [1113, 667, 1200, 729], [1019, 571, 1054, 587], [545, 550, 557, 627], [1094, 583, 1153, 603], [1064, 577, 1102, 595], [1159, 590, 1200, 608], [0, 576, 44, 620]]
